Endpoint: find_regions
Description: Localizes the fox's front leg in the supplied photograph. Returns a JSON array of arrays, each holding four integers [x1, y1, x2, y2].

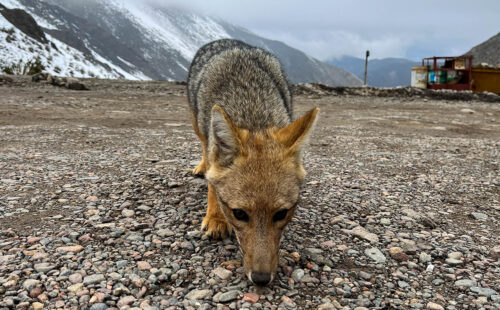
[[190, 112, 208, 176], [202, 183, 231, 238]]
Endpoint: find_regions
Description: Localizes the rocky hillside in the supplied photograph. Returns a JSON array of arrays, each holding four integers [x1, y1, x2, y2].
[[0, 0, 361, 86], [464, 32, 500, 67]]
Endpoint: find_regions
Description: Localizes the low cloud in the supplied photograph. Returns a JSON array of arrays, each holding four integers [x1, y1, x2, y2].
[[120, 0, 500, 60]]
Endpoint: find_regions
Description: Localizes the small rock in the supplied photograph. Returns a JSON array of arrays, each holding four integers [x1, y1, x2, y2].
[[243, 293, 259, 303], [89, 303, 108, 310], [69, 273, 83, 284], [389, 247, 409, 262], [32, 302, 44, 310], [122, 209, 135, 217], [460, 108, 475, 114], [490, 246, 500, 259], [401, 239, 418, 254], [137, 261, 152, 270], [318, 303, 335, 310], [117, 295, 136, 308]]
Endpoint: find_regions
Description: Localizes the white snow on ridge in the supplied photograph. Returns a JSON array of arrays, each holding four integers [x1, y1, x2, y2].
[[0, 14, 125, 79], [107, 0, 229, 60]]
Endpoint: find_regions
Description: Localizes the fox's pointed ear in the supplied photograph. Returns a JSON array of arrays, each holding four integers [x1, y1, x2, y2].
[[210, 105, 241, 167], [275, 107, 319, 155]]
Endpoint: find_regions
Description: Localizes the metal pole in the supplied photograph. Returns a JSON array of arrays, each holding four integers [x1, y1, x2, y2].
[[364, 50, 370, 86]]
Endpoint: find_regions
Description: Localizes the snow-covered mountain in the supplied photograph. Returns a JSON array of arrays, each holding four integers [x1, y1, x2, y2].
[[0, 0, 362, 86]]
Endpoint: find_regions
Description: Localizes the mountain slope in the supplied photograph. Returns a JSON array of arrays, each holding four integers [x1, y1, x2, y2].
[[0, 0, 361, 86], [464, 32, 500, 67], [326, 56, 420, 87], [0, 3, 133, 78]]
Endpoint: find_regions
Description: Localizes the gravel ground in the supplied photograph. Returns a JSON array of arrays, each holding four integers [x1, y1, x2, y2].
[[0, 76, 499, 310]]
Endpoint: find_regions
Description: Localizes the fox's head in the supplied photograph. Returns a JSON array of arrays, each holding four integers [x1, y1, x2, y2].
[[205, 106, 319, 286]]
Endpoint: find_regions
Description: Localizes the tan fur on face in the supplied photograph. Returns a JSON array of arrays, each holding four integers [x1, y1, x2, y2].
[[206, 108, 318, 277], [207, 130, 301, 275]]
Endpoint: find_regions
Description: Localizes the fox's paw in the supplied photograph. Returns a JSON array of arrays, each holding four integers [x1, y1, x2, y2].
[[191, 160, 206, 176], [201, 216, 231, 239]]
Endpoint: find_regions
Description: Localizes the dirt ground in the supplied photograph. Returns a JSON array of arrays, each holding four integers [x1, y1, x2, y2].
[[1, 75, 499, 247], [0, 76, 499, 309]]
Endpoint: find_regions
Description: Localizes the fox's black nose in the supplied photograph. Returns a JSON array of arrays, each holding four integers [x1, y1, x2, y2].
[[251, 271, 272, 286]]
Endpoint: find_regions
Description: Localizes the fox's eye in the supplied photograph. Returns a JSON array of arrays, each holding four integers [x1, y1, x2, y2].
[[273, 209, 288, 222], [232, 209, 249, 222]]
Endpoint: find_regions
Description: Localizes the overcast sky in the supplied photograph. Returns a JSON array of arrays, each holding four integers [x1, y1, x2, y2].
[[144, 0, 500, 61]]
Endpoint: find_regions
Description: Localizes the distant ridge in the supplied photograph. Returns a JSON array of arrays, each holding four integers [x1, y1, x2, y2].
[[464, 32, 500, 67], [326, 55, 420, 87]]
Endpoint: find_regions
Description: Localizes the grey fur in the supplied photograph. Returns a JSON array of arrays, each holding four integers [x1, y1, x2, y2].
[[187, 39, 293, 138]]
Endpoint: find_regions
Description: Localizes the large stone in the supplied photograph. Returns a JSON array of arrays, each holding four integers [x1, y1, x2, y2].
[[68, 283, 84, 293], [470, 286, 497, 297], [364, 247, 386, 264], [156, 229, 174, 237], [469, 212, 488, 221], [490, 246, 500, 259], [217, 290, 240, 303], [34, 262, 56, 273], [291, 269, 305, 282], [455, 279, 477, 287], [213, 267, 232, 280], [83, 274, 105, 285], [426, 302, 444, 310], [22, 279, 40, 291], [342, 226, 379, 243], [185, 289, 212, 300], [56, 245, 84, 253], [117, 295, 136, 308]]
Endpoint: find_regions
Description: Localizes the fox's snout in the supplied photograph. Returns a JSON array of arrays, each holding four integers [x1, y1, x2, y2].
[[248, 271, 273, 286]]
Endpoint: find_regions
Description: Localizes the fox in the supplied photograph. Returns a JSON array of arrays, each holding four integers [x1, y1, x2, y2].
[[186, 39, 318, 287]]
